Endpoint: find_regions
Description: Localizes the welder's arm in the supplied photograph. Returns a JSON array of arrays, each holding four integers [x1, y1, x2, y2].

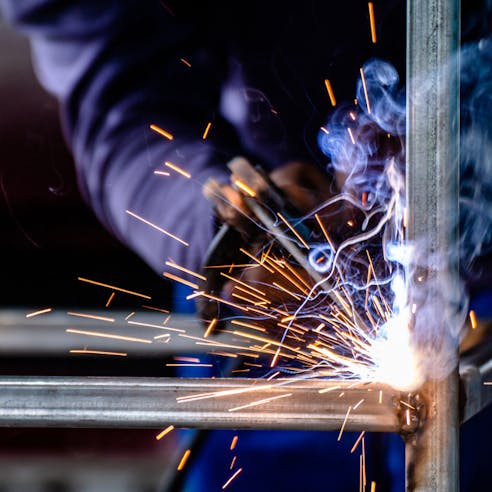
[[0, 0, 236, 275]]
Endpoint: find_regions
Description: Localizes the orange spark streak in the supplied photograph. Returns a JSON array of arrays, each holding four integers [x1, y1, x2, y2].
[[347, 127, 356, 144], [350, 431, 366, 454], [228, 393, 292, 412], [105, 292, 115, 307], [233, 179, 257, 197], [154, 170, 170, 176], [66, 328, 152, 344], [69, 349, 127, 357], [177, 449, 191, 471], [222, 468, 243, 489], [318, 385, 341, 394], [180, 58, 191, 67], [150, 124, 174, 140], [277, 212, 310, 249], [314, 214, 336, 251], [230, 435, 239, 450], [220, 272, 266, 296], [126, 210, 189, 246], [67, 312, 115, 323], [371, 481, 377, 492], [469, 310, 477, 329], [174, 356, 200, 363], [338, 406, 352, 441], [320, 126, 330, 135], [78, 277, 152, 299], [324, 79, 337, 106], [271, 282, 301, 301], [239, 248, 274, 272], [26, 308, 52, 318], [141, 305, 170, 314], [166, 363, 213, 367], [195, 292, 245, 311], [360, 68, 372, 114], [125, 312, 135, 320], [368, 2, 377, 43], [163, 272, 199, 289], [231, 319, 266, 332], [230, 456, 237, 470], [176, 384, 273, 404], [353, 398, 365, 410], [233, 286, 270, 304], [127, 320, 185, 333], [379, 390, 383, 404], [166, 260, 206, 281], [164, 161, 191, 178], [155, 425, 174, 440], [202, 122, 212, 139], [204, 318, 217, 338]]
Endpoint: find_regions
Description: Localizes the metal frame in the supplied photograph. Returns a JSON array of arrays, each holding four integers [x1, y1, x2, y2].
[[405, 0, 461, 489], [0, 0, 480, 491]]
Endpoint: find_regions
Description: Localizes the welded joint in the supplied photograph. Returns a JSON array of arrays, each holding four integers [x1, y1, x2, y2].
[[395, 391, 426, 439]]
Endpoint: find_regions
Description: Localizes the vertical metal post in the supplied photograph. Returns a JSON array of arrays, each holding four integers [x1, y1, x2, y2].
[[406, 0, 460, 491]]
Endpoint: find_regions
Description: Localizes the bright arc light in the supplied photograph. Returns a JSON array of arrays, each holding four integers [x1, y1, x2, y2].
[[371, 309, 424, 392]]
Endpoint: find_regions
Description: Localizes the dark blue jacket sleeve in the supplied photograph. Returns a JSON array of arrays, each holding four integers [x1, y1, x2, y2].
[[0, 0, 239, 275]]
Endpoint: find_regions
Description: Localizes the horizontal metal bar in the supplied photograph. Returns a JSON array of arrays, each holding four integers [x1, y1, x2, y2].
[[0, 376, 400, 432], [459, 342, 492, 422], [0, 310, 212, 355]]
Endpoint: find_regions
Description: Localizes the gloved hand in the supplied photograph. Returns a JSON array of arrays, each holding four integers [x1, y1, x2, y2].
[[198, 157, 336, 332]]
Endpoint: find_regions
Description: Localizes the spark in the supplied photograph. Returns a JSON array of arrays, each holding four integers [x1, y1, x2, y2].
[[66, 328, 152, 344], [126, 210, 189, 246], [324, 79, 337, 106], [469, 309, 477, 329], [177, 449, 191, 471], [164, 161, 191, 178], [347, 127, 356, 144], [350, 431, 366, 453], [204, 318, 217, 338], [67, 312, 115, 323], [318, 385, 342, 394], [26, 308, 52, 318], [105, 292, 115, 307], [353, 398, 365, 410], [222, 468, 243, 489], [78, 277, 151, 299], [277, 212, 310, 249], [155, 425, 174, 440], [165, 260, 207, 281], [127, 320, 185, 333], [154, 170, 170, 176], [176, 384, 273, 404], [202, 122, 212, 139], [125, 312, 136, 320], [141, 305, 170, 314], [163, 272, 199, 289], [233, 179, 257, 197], [337, 405, 352, 441], [230, 456, 237, 470], [228, 393, 292, 412], [180, 57, 191, 67], [239, 248, 274, 272], [320, 126, 330, 135], [230, 435, 239, 450], [360, 68, 372, 114], [174, 356, 200, 363], [149, 124, 174, 140], [368, 2, 377, 43], [371, 482, 377, 492], [69, 349, 127, 357], [166, 363, 213, 367]]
